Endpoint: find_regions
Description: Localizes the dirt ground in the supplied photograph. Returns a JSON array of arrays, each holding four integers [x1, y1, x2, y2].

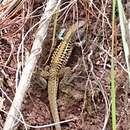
[[0, 0, 130, 130]]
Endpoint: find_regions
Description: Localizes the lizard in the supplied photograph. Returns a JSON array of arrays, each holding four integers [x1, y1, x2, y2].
[[48, 20, 85, 130]]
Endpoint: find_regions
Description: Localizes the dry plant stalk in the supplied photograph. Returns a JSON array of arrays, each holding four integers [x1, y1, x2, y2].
[[3, 0, 60, 129]]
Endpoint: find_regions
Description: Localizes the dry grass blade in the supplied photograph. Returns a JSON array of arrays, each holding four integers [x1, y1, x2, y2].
[[117, 0, 130, 85]]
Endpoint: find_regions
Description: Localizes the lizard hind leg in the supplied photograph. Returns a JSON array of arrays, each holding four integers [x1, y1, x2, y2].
[[59, 67, 74, 87]]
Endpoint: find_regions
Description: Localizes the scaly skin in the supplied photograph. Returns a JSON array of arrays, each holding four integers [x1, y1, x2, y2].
[[48, 21, 85, 130]]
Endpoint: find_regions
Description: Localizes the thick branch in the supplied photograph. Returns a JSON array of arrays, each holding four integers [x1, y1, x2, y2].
[[3, 0, 59, 129]]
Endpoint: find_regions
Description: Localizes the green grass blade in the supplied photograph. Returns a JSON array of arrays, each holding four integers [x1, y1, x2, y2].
[[111, 0, 116, 130]]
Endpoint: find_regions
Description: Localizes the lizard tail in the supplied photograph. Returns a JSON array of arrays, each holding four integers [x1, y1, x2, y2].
[[48, 76, 61, 130]]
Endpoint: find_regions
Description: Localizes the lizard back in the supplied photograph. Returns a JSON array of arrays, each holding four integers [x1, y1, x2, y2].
[[50, 20, 85, 72]]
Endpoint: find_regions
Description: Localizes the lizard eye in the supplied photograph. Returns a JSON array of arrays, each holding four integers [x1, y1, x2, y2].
[[57, 28, 66, 40]]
